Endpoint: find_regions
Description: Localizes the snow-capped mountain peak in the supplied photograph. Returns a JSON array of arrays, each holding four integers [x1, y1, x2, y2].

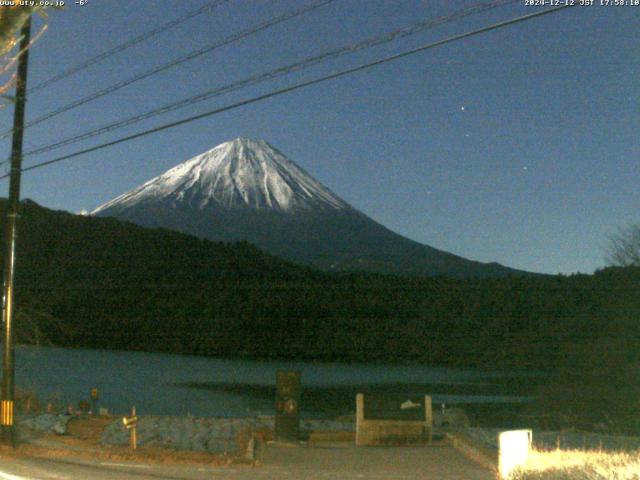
[[91, 137, 530, 278], [92, 137, 348, 215]]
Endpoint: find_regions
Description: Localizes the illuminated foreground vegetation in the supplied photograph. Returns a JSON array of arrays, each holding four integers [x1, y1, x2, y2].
[[512, 449, 640, 480]]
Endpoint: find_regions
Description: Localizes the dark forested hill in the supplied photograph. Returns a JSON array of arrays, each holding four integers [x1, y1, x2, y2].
[[2, 199, 638, 371]]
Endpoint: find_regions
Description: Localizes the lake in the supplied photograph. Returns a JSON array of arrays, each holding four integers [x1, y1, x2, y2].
[[11, 345, 537, 418]]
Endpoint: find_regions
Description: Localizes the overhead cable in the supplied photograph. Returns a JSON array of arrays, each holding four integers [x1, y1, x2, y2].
[[0, 0, 338, 140], [0, 5, 574, 181], [21, 0, 518, 159], [28, 0, 229, 94]]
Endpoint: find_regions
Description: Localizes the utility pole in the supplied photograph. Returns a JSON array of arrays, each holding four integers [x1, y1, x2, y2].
[[1, 17, 31, 446]]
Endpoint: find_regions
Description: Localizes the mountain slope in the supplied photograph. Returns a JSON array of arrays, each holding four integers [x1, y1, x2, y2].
[[93, 137, 531, 278]]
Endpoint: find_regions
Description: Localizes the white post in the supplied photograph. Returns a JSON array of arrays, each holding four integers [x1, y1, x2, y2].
[[498, 429, 531, 478]]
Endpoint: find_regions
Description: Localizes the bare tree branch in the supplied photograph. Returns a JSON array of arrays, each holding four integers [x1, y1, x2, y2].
[[0, 6, 50, 97], [606, 224, 640, 267], [0, 6, 38, 55]]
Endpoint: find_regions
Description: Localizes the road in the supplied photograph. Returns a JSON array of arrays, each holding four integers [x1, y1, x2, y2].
[[0, 443, 495, 479]]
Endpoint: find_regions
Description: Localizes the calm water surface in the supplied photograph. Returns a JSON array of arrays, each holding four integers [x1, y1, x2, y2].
[[12, 345, 533, 417]]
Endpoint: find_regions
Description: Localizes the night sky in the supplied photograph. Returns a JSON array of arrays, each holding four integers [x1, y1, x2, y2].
[[0, 0, 637, 275]]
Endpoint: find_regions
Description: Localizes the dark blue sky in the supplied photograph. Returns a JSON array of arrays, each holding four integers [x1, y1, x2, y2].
[[1, 0, 638, 274]]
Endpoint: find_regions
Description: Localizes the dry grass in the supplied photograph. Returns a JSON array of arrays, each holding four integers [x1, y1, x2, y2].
[[511, 449, 640, 480]]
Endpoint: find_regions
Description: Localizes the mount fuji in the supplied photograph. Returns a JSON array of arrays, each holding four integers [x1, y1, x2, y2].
[[92, 137, 528, 278]]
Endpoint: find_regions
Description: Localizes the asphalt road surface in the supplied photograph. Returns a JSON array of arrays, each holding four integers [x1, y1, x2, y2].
[[0, 443, 495, 479]]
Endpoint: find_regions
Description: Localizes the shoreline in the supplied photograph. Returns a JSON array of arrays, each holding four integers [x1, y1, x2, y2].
[[12, 343, 555, 373]]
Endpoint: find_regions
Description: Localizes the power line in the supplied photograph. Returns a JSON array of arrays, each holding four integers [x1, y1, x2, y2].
[[0, 0, 338, 140], [20, 0, 519, 161], [27, 0, 228, 95], [0, 5, 574, 181]]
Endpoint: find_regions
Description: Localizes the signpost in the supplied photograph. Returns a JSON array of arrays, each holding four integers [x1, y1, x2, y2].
[[122, 406, 138, 450], [90, 388, 99, 415]]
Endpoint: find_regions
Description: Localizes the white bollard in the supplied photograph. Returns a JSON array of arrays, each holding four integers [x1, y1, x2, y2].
[[498, 429, 532, 479]]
